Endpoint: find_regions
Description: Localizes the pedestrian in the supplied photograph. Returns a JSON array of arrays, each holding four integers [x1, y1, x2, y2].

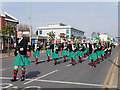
[[32, 40, 40, 64], [61, 39, 68, 62], [45, 39, 51, 62], [51, 40, 59, 65], [76, 41, 83, 63], [68, 40, 77, 66], [88, 41, 97, 67], [11, 31, 31, 81]]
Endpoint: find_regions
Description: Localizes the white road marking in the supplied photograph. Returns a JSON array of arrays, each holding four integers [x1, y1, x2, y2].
[[24, 69, 58, 85], [0, 69, 6, 71], [66, 64, 72, 67], [35, 79, 117, 88], [0, 83, 13, 89], [25, 86, 41, 89], [11, 86, 18, 88]]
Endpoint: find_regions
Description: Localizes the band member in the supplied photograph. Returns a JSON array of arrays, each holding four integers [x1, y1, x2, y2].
[[33, 40, 40, 64], [83, 41, 88, 58], [61, 39, 68, 62], [45, 39, 51, 62], [96, 41, 101, 64], [76, 41, 83, 63], [56, 40, 61, 56], [51, 41, 59, 65], [101, 42, 105, 60], [11, 32, 31, 81], [68, 40, 77, 66], [88, 41, 97, 67]]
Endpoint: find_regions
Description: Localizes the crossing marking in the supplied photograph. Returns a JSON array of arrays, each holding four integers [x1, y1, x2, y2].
[[102, 56, 118, 89], [66, 64, 72, 67], [24, 69, 58, 85], [0, 83, 13, 89], [25, 86, 41, 89], [108, 56, 118, 88]]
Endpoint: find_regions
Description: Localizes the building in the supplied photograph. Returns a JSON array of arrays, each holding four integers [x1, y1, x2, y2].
[[37, 22, 85, 40], [0, 9, 19, 50]]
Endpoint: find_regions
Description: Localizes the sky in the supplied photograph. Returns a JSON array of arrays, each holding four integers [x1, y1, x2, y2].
[[2, 2, 118, 38]]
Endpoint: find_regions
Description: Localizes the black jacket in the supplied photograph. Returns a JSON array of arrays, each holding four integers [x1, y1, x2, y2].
[[32, 43, 40, 51], [51, 44, 59, 54], [68, 44, 77, 52], [61, 42, 68, 50], [14, 37, 28, 56]]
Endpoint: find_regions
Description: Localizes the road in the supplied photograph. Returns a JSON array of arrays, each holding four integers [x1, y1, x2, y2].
[[0, 47, 119, 89]]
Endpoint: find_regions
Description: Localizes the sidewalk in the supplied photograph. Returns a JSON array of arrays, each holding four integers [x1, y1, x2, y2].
[[0, 52, 14, 59], [0, 50, 46, 59]]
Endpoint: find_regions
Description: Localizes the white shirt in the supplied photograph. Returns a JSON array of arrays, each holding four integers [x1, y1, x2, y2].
[[18, 37, 23, 43]]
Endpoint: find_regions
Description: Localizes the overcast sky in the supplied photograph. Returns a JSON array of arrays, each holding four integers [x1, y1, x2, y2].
[[2, 2, 118, 38]]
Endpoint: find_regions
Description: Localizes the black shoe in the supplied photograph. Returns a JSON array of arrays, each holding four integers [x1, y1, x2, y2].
[[72, 63, 75, 66], [97, 62, 100, 64], [94, 65, 96, 67], [64, 60, 66, 62], [47, 60, 50, 62], [54, 62, 57, 65], [21, 77, 25, 81], [79, 61, 82, 63], [11, 78, 17, 82], [35, 62, 38, 64]]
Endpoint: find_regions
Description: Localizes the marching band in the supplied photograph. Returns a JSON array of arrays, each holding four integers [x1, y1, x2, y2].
[[11, 31, 115, 81]]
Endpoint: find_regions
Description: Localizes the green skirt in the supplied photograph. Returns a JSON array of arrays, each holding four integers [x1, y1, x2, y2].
[[12, 54, 31, 66], [46, 49, 51, 55], [77, 51, 83, 57], [33, 50, 40, 57], [62, 50, 67, 56], [96, 50, 101, 58], [52, 52, 59, 59], [58, 51, 61, 55], [101, 50, 105, 56], [68, 51, 76, 59], [84, 49, 88, 54], [88, 52, 97, 60]]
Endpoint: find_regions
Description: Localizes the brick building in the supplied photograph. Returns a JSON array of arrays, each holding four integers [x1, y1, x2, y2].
[[0, 9, 19, 50]]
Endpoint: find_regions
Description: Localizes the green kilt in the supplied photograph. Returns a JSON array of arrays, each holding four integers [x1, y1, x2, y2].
[[77, 51, 83, 57], [46, 49, 51, 55], [33, 50, 40, 57], [84, 49, 88, 54], [101, 50, 105, 56], [12, 54, 31, 66], [96, 50, 101, 58], [58, 51, 61, 55], [52, 52, 59, 59], [88, 52, 97, 60], [62, 50, 67, 56], [68, 51, 76, 59]]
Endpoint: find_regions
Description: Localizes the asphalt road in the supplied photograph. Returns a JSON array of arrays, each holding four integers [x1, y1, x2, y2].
[[0, 47, 119, 89]]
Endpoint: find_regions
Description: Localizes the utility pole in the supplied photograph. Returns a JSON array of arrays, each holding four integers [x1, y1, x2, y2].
[[29, 2, 32, 45]]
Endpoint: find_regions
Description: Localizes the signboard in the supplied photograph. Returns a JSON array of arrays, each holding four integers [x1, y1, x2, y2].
[[99, 34, 108, 41]]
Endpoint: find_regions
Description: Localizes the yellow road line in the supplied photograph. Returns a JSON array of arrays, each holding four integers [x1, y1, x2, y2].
[[102, 56, 117, 89], [108, 56, 118, 88]]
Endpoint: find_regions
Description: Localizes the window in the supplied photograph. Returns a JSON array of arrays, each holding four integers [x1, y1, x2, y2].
[[71, 30, 73, 34], [66, 29, 69, 34], [39, 30, 42, 34], [8, 22, 10, 25], [66, 35, 69, 39], [12, 22, 13, 26], [5, 21, 7, 25]]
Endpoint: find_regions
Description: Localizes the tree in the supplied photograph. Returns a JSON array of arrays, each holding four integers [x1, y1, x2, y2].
[[59, 33, 66, 39], [18, 24, 30, 32], [76, 36, 82, 41], [97, 32, 100, 36], [47, 31, 55, 40], [84, 36, 86, 40], [2, 25, 14, 56], [70, 34, 76, 41]]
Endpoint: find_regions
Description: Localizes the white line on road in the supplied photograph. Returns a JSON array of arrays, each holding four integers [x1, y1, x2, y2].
[[24, 69, 58, 85], [66, 64, 72, 67], [0, 69, 6, 71], [25, 86, 41, 89], [35, 79, 117, 88]]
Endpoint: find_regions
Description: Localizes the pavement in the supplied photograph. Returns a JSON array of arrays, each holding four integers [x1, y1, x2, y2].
[[0, 47, 119, 89]]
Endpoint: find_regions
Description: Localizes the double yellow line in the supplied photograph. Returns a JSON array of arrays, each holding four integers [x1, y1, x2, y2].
[[102, 55, 118, 89]]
